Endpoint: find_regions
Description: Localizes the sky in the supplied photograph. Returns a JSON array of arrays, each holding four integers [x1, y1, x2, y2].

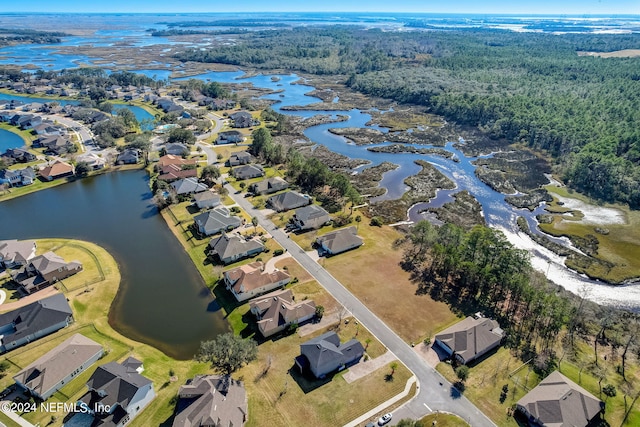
[[1, 0, 639, 15]]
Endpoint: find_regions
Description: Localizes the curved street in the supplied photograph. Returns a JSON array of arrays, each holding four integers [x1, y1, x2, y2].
[[224, 183, 496, 427]]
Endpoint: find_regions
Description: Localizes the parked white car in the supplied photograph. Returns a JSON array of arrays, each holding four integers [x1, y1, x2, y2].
[[378, 413, 392, 426]]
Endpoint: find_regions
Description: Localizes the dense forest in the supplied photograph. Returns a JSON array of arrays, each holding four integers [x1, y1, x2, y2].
[[0, 28, 67, 46], [177, 27, 640, 207]]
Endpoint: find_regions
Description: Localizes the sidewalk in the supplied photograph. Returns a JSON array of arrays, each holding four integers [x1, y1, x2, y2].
[[0, 402, 37, 427], [344, 376, 417, 427]]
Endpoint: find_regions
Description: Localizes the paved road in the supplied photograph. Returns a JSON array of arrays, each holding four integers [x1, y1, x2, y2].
[[225, 184, 496, 427]]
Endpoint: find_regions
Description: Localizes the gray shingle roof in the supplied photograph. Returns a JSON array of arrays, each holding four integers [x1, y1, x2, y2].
[[435, 316, 503, 364], [267, 191, 310, 212], [13, 333, 102, 398], [0, 239, 36, 265], [517, 371, 604, 427], [84, 360, 151, 409], [316, 226, 363, 255], [194, 208, 242, 236], [299, 331, 364, 377], [171, 178, 208, 195], [173, 375, 247, 427], [0, 293, 73, 350], [208, 234, 264, 263]]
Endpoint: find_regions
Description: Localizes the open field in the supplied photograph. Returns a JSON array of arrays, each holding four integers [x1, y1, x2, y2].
[[540, 185, 640, 283], [578, 49, 640, 58], [237, 318, 411, 427], [419, 413, 470, 427], [320, 220, 459, 344]]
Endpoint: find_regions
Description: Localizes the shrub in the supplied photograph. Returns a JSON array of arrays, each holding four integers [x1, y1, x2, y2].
[[274, 249, 284, 256], [370, 216, 383, 227]]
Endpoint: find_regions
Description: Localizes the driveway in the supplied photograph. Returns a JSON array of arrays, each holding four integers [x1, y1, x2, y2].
[[225, 184, 496, 427]]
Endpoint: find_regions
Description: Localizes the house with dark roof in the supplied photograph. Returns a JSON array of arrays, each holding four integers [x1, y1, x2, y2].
[[232, 164, 264, 180], [78, 358, 155, 427], [316, 227, 364, 256], [0, 167, 36, 187], [0, 239, 37, 268], [14, 333, 103, 400], [0, 293, 74, 354], [39, 160, 75, 181], [116, 149, 140, 165], [267, 191, 310, 212], [172, 375, 248, 427], [1, 148, 36, 164], [295, 332, 364, 379], [434, 314, 504, 365], [15, 251, 83, 294], [194, 207, 242, 236], [226, 151, 253, 167], [37, 135, 74, 155], [292, 205, 330, 231], [516, 371, 604, 427], [249, 177, 289, 195], [192, 190, 221, 210], [249, 289, 316, 338], [208, 234, 264, 265], [164, 142, 189, 156], [216, 130, 244, 145], [171, 177, 208, 195], [224, 262, 291, 302], [230, 111, 257, 128]]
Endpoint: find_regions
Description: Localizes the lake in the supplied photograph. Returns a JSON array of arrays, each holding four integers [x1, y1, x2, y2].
[[0, 170, 230, 359], [0, 129, 26, 152]]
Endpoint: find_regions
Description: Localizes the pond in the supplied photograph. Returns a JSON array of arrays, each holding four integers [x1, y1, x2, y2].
[[0, 128, 26, 152], [0, 171, 230, 359]]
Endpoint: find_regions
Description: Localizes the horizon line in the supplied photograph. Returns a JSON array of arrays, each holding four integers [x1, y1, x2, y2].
[[1, 11, 640, 16]]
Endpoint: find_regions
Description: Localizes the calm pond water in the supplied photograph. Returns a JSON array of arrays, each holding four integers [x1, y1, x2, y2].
[[0, 171, 230, 359], [0, 129, 26, 152]]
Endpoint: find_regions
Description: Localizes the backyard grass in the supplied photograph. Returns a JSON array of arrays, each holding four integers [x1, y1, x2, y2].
[[435, 340, 640, 427], [541, 185, 640, 283], [321, 220, 458, 344], [0, 123, 34, 145], [0, 176, 72, 202], [237, 318, 410, 427], [0, 239, 212, 427]]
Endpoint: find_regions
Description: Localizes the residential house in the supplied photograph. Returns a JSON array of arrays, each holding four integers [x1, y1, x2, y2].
[[37, 135, 74, 155], [232, 164, 264, 180], [224, 262, 291, 302], [171, 177, 208, 195], [516, 371, 604, 427], [157, 155, 197, 181], [216, 130, 244, 145], [0, 239, 36, 268], [249, 289, 316, 337], [39, 160, 75, 181], [434, 314, 504, 365], [208, 234, 264, 265], [194, 207, 242, 236], [226, 151, 253, 167], [116, 149, 140, 165], [192, 191, 221, 210], [78, 358, 155, 427], [1, 148, 36, 163], [267, 191, 310, 212], [14, 333, 103, 400], [292, 205, 330, 231], [0, 167, 36, 187], [295, 332, 364, 379], [0, 293, 74, 354], [156, 98, 184, 114], [316, 227, 364, 256], [230, 111, 257, 128], [249, 177, 289, 195], [164, 142, 189, 156], [76, 152, 107, 170], [15, 251, 83, 294], [172, 375, 247, 427]]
